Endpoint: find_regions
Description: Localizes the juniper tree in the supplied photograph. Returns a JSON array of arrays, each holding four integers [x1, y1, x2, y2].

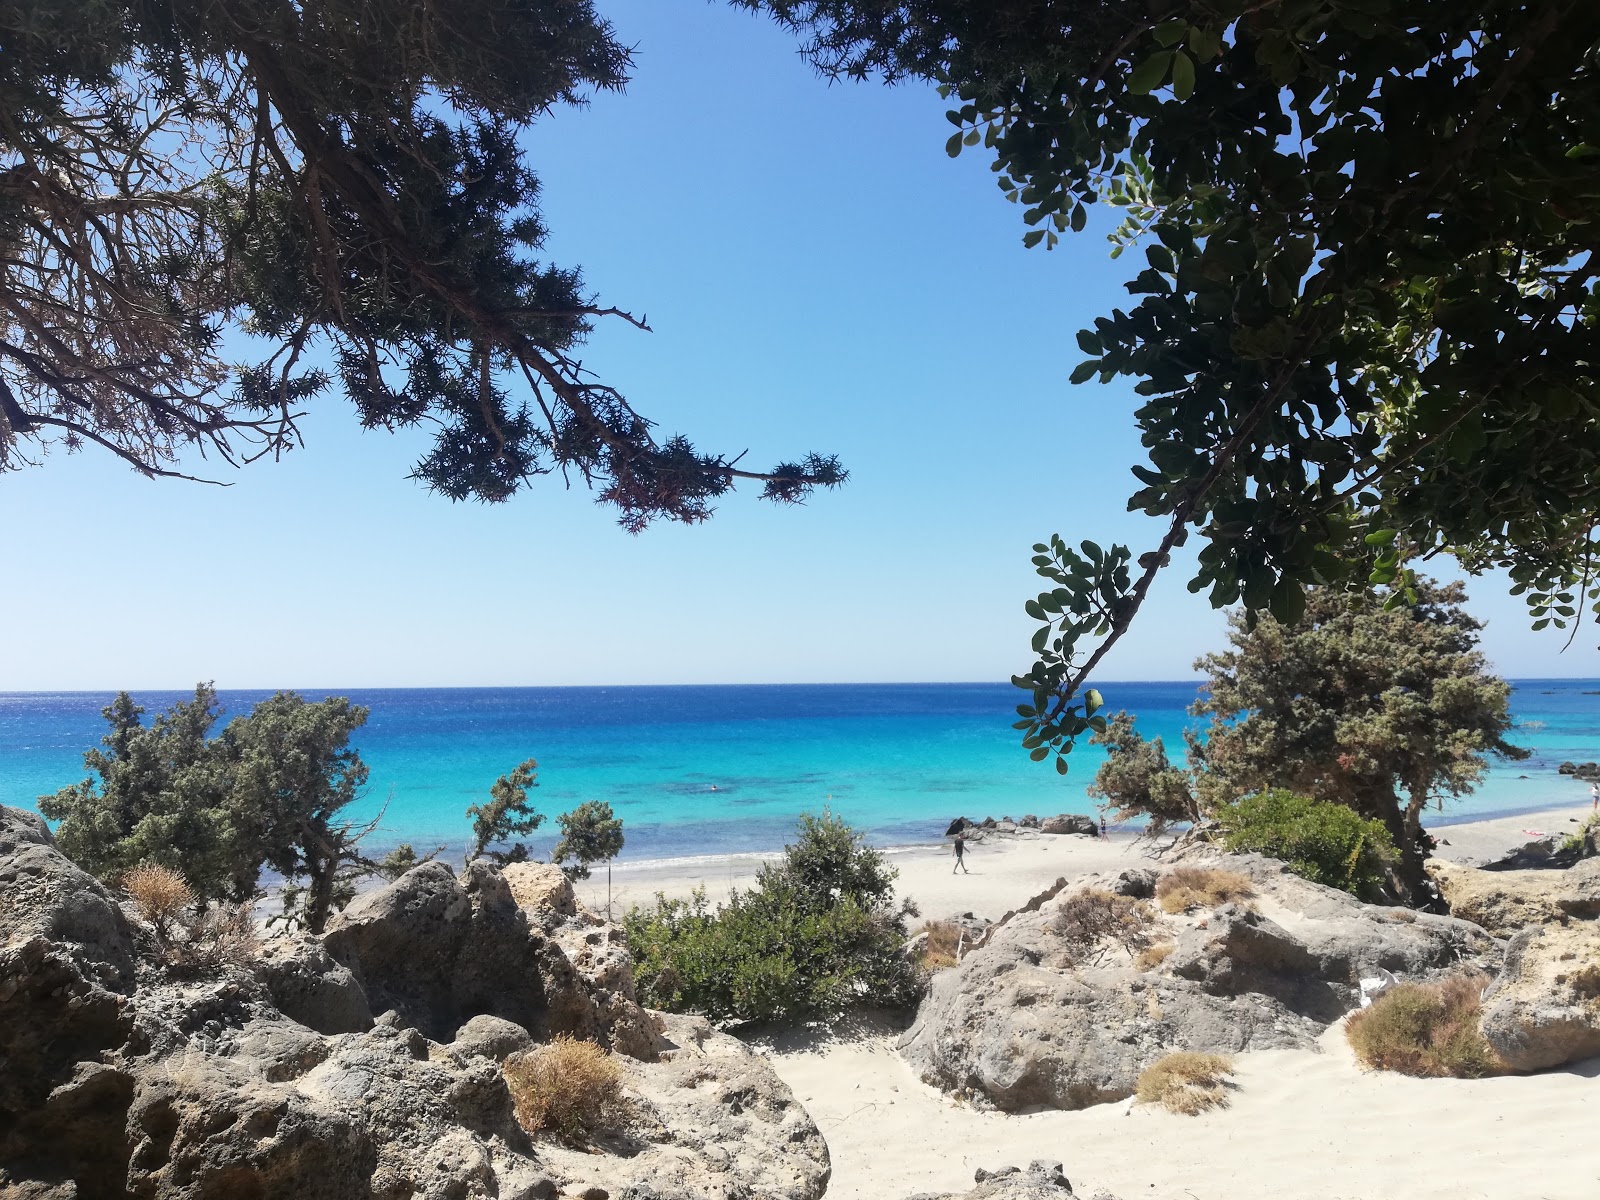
[[1, 0, 842, 526], [466, 758, 544, 866]]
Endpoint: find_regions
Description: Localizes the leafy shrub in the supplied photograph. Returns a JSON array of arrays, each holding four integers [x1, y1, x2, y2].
[[1155, 866, 1256, 914], [1051, 888, 1155, 965], [1559, 813, 1600, 858], [1213, 789, 1397, 900], [625, 812, 919, 1025], [1135, 941, 1175, 972], [918, 920, 964, 969], [1136, 1052, 1235, 1114], [503, 1036, 625, 1140], [1345, 974, 1503, 1078]]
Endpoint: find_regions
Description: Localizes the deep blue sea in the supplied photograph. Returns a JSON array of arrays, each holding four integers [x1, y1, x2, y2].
[[3, 681, 1598, 861]]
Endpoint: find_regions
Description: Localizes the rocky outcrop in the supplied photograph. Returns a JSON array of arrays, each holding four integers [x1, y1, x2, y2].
[[1480, 922, 1600, 1071], [0, 806, 827, 1200], [905, 1161, 1119, 1200], [901, 849, 1499, 1111], [1039, 815, 1097, 837], [1428, 858, 1600, 935]]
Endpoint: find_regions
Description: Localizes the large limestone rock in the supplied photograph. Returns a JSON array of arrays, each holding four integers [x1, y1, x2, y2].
[[0, 807, 826, 1200], [1480, 922, 1600, 1071], [901, 850, 1499, 1111], [1427, 858, 1600, 935], [905, 1161, 1119, 1200]]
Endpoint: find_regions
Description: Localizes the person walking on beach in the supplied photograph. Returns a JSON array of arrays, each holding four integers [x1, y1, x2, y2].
[[1591, 781, 1598, 811], [952, 831, 969, 874]]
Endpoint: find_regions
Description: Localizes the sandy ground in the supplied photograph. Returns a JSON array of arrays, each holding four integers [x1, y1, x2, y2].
[[580, 807, 1600, 1200]]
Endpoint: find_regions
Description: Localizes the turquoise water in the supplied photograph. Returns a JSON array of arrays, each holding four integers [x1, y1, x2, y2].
[[2, 681, 1597, 860]]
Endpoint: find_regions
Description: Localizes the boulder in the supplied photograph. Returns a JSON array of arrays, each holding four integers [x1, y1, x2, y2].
[[1039, 815, 1097, 836], [322, 860, 617, 1046], [503, 861, 579, 929], [1427, 858, 1600, 935], [904, 1161, 1119, 1200], [451, 1014, 536, 1064], [1480, 922, 1600, 1071], [257, 935, 374, 1034], [534, 1013, 830, 1200], [901, 849, 1499, 1111]]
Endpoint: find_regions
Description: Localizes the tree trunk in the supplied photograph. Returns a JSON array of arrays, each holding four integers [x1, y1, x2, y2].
[[304, 846, 335, 935]]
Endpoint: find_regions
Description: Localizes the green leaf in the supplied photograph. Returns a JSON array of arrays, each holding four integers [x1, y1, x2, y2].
[[1070, 202, 1087, 233], [1084, 688, 1104, 715], [1022, 229, 1046, 249], [1153, 19, 1187, 47], [1055, 756, 1070, 775], [1070, 359, 1099, 385], [1171, 50, 1196, 101], [1363, 529, 1398, 547], [1270, 576, 1306, 625], [1127, 51, 1172, 96], [1565, 143, 1600, 159], [1087, 715, 1109, 734], [946, 132, 963, 158], [1077, 329, 1102, 355]]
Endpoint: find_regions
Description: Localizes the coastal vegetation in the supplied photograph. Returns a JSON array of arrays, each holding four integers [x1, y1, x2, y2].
[[1050, 888, 1157, 966], [1214, 790, 1396, 901], [1084, 580, 1521, 899], [553, 800, 626, 881], [39, 685, 376, 932], [0, 0, 841, 523], [467, 758, 544, 866], [624, 812, 919, 1025], [502, 1035, 627, 1142], [1153, 866, 1255, 915], [742, 2, 1600, 759], [1135, 1052, 1236, 1116], [1345, 974, 1505, 1079]]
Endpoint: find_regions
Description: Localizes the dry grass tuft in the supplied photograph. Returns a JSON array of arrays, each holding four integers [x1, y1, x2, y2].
[[503, 1035, 626, 1140], [1052, 888, 1155, 965], [1135, 941, 1175, 972], [1135, 1051, 1235, 1114], [918, 920, 964, 970], [1345, 973, 1504, 1078], [1156, 866, 1256, 914], [122, 863, 195, 939], [172, 903, 259, 973]]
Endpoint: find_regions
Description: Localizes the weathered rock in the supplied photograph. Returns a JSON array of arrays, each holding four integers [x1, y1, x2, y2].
[[901, 849, 1499, 1111], [1480, 922, 1600, 1071], [503, 861, 579, 929], [1, 806, 138, 1195], [904, 1160, 1119, 1199], [536, 1013, 829, 1200], [322, 860, 612, 1046], [1428, 858, 1600, 935], [0, 808, 816, 1200], [1039, 815, 1097, 836], [257, 935, 373, 1034], [451, 1014, 535, 1064]]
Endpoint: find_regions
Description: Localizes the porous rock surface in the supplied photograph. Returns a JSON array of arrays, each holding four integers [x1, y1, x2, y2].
[[1479, 920, 1600, 1071], [1427, 857, 1600, 936], [904, 1160, 1119, 1200], [901, 848, 1499, 1111], [0, 805, 828, 1200]]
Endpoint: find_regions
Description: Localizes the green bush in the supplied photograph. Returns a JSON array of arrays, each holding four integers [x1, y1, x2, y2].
[[624, 812, 920, 1025], [1213, 789, 1396, 900]]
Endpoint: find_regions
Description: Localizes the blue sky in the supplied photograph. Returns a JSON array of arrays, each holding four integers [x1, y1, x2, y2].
[[0, 0, 1591, 689]]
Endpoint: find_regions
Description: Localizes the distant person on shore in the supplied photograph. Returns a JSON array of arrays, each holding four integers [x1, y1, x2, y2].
[[952, 831, 969, 874], [1591, 781, 1597, 811]]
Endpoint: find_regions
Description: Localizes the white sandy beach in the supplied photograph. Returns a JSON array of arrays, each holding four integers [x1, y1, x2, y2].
[[577, 807, 1600, 1200]]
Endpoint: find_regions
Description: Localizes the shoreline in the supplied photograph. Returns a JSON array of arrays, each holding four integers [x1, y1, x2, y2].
[[570, 801, 1595, 918]]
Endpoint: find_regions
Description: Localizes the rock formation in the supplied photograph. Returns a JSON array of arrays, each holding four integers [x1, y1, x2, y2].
[[904, 1161, 1120, 1199], [900, 849, 1499, 1111], [1479, 921, 1600, 1071], [1427, 858, 1600, 936], [0, 806, 828, 1200]]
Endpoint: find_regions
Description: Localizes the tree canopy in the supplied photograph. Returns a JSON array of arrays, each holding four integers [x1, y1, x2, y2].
[[552, 799, 624, 881], [466, 757, 544, 866], [1, 0, 842, 527], [745, 1, 1600, 765], [1091, 579, 1525, 897], [39, 684, 377, 931]]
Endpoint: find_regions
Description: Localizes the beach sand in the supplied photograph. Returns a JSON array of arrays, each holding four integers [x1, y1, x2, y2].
[[579, 807, 1600, 1200]]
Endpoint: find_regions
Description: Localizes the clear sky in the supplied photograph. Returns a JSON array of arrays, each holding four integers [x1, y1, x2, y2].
[[1, 0, 1592, 690]]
